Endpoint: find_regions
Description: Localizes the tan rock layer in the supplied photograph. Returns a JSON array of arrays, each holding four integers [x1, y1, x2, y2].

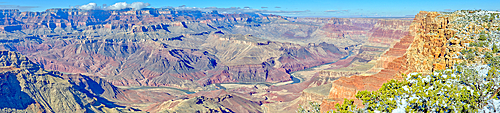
[[405, 11, 463, 73], [320, 11, 484, 112], [320, 12, 435, 112], [318, 71, 362, 78], [0, 9, 258, 32]]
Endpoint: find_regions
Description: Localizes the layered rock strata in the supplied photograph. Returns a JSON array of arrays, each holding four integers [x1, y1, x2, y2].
[[0, 8, 411, 90], [0, 7, 420, 112], [0, 50, 138, 112], [321, 10, 500, 112]]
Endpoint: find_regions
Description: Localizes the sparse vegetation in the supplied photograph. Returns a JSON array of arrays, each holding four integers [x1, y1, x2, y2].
[[328, 64, 500, 112], [324, 10, 500, 112], [493, 44, 499, 53], [334, 99, 358, 113], [479, 34, 487, 41], [297, 102, 321, 113]]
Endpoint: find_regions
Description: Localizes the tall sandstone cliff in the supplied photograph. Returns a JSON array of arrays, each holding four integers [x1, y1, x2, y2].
[[320, 10, 497, 112]]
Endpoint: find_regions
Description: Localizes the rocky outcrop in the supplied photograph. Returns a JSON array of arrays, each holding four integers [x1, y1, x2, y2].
[[0, 7, 420, 112], [369, 19, 412, 43], [299, 83, 332, 110], [222, 18, 385, 48], [318, 18, 418, 112], [319, 10, 498, 111], [0, 50, 212, 112], [404, 11, 464, 74], [318, 71, 362, 78], [151, 94, 263, 113], [0, 8, 355, 88], [0, 8, 256, 32], [0, 50, 136, 112]]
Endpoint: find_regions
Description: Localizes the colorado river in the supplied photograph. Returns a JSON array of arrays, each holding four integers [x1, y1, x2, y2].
[[215, 50, 354, 89], [124, 50, 354, 93], [289, 50, 354, 84], [116, 86, 196, 94]]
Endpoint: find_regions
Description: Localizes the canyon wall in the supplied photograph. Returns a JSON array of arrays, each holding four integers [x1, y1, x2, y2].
[[0, 8, 351, 89], [0, 50, 142, 112], [320, 10, 500, 112], [0, 8, 420, 112], [319, 11, 430, 112], [0, 8, 413, 91]]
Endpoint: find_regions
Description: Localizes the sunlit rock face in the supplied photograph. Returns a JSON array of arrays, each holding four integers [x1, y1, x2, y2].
[[320, 10, 500, 112], [0, 8, 381, 88], [0, 50, 143, 112], [0, 7, 417, 112], [319, 12, 428, 112]]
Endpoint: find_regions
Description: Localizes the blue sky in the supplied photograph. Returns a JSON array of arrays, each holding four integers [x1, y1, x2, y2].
[[1, 0, 499, 17]]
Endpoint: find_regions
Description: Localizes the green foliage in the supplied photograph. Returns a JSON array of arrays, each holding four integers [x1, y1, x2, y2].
[[312, 10, 500, 112], [485, 52, 494, 63], [488, 56, 500, 69], [297, 102, 321, 113], [479, 34, 487, 41], [461, 48, 468, 54], [470, 42, 477, 47], [465, 50, 475, 60], [334, 99, 357, 113], [455, 64, 500, 110], [493, 44, 499, 53], [335, 66, 500, 112], [372, 73, 462, 112], [355, 79, 404, 112], [471, 41, 489, 47]]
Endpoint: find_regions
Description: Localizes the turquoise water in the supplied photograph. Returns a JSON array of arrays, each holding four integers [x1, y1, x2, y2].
[[290, 51, 354, 84], [123, 86, 195, 94], [125, 50, 354, 92]]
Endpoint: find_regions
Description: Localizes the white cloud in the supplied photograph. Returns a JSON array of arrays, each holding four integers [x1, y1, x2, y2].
[[106, 2, 128, 10], [76, 2, 150, 10], [324, 10, 349, 13], [128, 2, 151, 10], [74, 3, 306, 15], [174, 6, 309, 15], [324, 10, 338, 12], [78, 3, 98, 10]]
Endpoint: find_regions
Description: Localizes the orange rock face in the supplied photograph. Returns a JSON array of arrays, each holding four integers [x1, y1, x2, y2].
[[368, 19, 412, 46], [320, 14, 423, 112], [403, 11, 468, 74], [0, 8, 430, 112], [319, 11, 478, 112]]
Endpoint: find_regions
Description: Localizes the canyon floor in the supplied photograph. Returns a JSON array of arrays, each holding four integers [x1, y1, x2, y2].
[[0, 7, 432, 112]]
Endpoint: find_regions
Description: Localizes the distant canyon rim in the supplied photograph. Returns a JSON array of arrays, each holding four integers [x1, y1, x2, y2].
[[0, 7, 427, 112]]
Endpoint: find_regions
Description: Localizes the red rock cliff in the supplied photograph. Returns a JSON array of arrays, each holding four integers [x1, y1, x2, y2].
[[319, 10, 491, 112]]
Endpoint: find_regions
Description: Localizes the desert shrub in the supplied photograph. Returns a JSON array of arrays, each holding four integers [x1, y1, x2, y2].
[[479, 34, 488, 41], [297, 102, 321, 113], [333, 63, 500, 112], [493, 44, 499, 53], [334, 99, 358, 113]]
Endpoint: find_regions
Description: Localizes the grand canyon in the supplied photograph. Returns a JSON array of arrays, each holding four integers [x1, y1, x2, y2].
[[0, 2, 499, 113]]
